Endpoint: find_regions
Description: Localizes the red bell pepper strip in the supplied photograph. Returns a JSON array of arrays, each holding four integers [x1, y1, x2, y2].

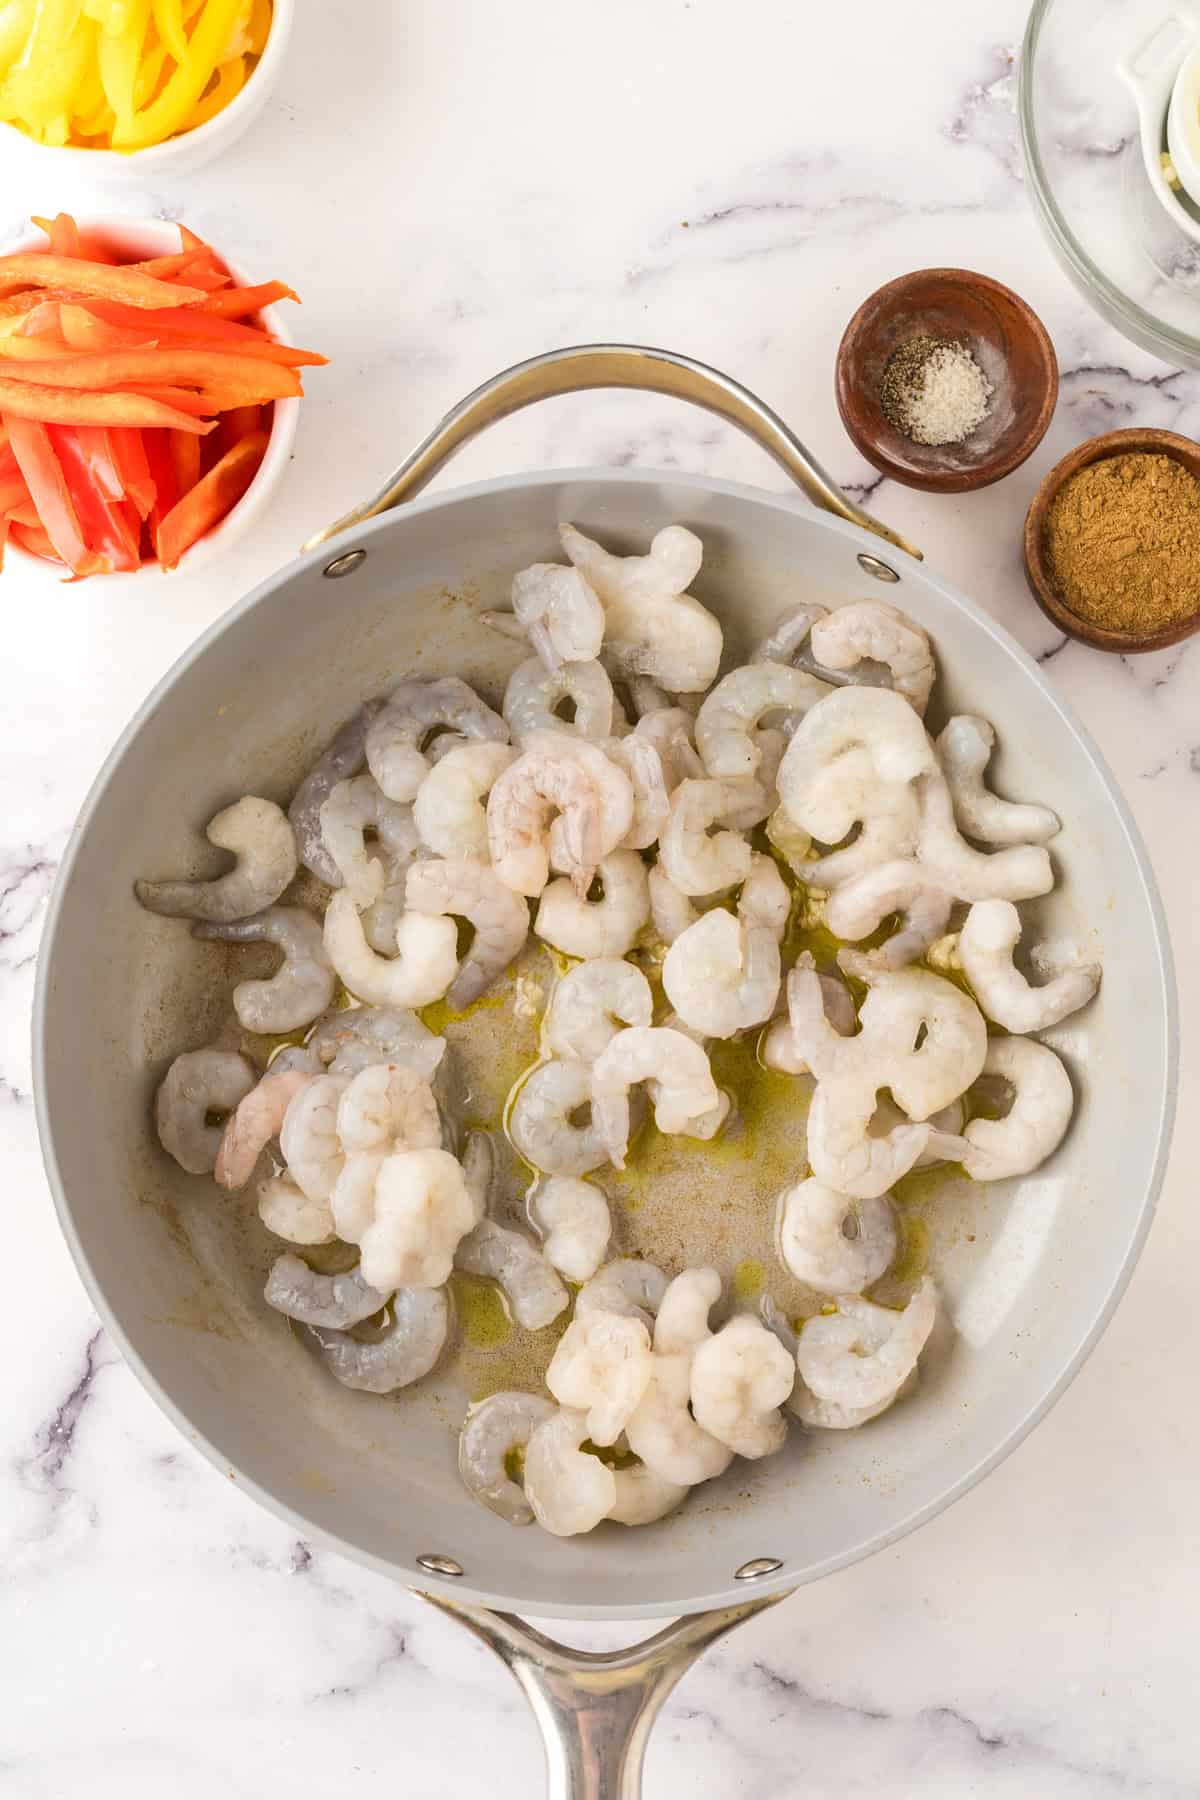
[[0, 471, 30, 513], [72, 425, 126, 501], [143, 427, 178, 548], [4, 416, 104, 574], [57, 304, 156, 352], [155, 429, 268, 570], [8, 348, 303, 402], [168, 426, 200, 494], [7, 502, 42, 527], [0, 378, 213, 432], [31, 214, 82, 257], [109, 426, 155, 518], [0, 333, 82, 360], [10, 520, 64, 562], [47, 426, 141, 571], [0, 256, 206, 309], [77, 298, 325, 364], [199, 281, 298, 318]]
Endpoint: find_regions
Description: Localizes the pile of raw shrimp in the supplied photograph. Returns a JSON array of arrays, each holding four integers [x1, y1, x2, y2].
[[144, 520, 1101, 1539]]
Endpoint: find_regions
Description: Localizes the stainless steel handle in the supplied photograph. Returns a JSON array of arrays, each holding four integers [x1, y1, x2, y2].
[[303, 343, 921, 560], [420, 1590, 791, 1800]]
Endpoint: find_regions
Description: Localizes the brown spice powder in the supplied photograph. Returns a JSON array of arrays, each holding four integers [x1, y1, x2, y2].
[[1044, 452, 1200, 632]]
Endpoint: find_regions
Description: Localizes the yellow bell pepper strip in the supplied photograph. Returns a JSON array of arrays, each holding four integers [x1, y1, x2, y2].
[[131, 34, 164, 106], [246, 0, 268, 55], [151, 0, 186, 59], [9, 346, 303, 404], [5, 413, 105, 572], [155, 425, 264, 568], [185, 52, 241, 128], [82, 0, 132, 28], [95, 0, 148, 128], [0, 375, 213, 430], [112, 0, 239, 146], [0, 0, 36, 74], [0, 254, 206, 307], [1, 2, 92, 139]]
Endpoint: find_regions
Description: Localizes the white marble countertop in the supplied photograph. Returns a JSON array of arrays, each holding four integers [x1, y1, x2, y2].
[[3, 2, 1199, 1794]]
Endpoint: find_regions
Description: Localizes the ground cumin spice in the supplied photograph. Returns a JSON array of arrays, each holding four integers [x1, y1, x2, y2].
[[1044, 452, 1200, 632]]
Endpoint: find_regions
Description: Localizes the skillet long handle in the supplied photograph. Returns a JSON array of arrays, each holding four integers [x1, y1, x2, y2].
[[419, 1590, 791, 1800], [302, 343, 921, 560]]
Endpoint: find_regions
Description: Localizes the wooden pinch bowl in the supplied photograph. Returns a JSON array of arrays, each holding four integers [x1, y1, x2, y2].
[[835, 268, 1058, 493], [1024, 428, 1200, 654]]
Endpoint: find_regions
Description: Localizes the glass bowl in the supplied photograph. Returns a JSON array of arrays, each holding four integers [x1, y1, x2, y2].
[[1020, 0, 1200, 366]]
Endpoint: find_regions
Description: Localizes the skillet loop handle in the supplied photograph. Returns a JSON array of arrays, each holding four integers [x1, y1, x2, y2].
[[419, 1590, 789, 1800], [302, 343, 921, 561]]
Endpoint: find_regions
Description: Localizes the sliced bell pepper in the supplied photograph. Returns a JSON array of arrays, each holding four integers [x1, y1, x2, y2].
[[2, 3, 92, 138], [31, 213, 81, 257], [142, 424, 177, 543], [9, 519, 60, 560], [0, 375, 213, 430], [7, 500, 41, 526], [168, 423, 199, 492], [4, 413, 103, 573], [57, 302, 156, 350], [0, 254, 205, 308], [155, 425, 265, 568], [95, 0, 149, 129], [72, 423, 125, 498], [112, 0, 240, 146], [151, 0, 187, 60], [8, 346, 303, 402], [0, 469, 30, 512], [108, 424, 154, 516], [247, 0, 269, 55], [0, 0, 36, 73], [198, 279, 296, 318], [0, 331, 82, 359], [75, 298, 323, 362], [185, 53, 242, 128], [47, 423, 140, 568]]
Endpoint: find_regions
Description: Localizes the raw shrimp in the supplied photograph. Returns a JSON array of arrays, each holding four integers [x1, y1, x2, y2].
[[135, 797, 297, 923], [318, 774, 418, 907], [543, 959, 653, 1063], [329, 1150, 387, 1243], [958, 900, 1100, 1033], [279, 1073, 350, 1201], [626, 1350, 734, 1487], [308, 1286, 449, 1394], [336, 1062, 441, 1154], [739, 853, 790, 942], [852, 963, 988, 1121], [353, 1147, 476, 1290], [796, 769, 922, 889], [154, 1049, 255, 1175], [502, 657, 614, 743], [365, 677, 507, 804], [215, 1068, 314, 1190], [695, 661, 828, 779], [662, 906, 781, 1039], [529, 1176, 612, 1282], [648, 864, 698, 946], [546, 1311, 654, 1445], [607, 733, 670, 849], [632, 705, 705, 791], [761, 958, 857, 1075], [795, 1279, 937, 1411], [523, 1407, 616, 1537], [960, 1037, 1074, 1181], [765, 803, 812, 874], [653, 1266, 720, 1355], [808, 600, 936, 714], [486, 735, 611, 897], [776, 688, 935, 844], [535, 851, 649, 959], [937, 717, 1060, 847], [805, 1077, 934, 1201], [413, 742, 517, 861], [777, 1177, 897, 1294], [510, 561, 606, 668], [690, 1317, 794, 1458], [289, 702, 382, 885], [658, 778, 755, 897], [361, 822, 426, 957], [264, 1253, 389, 1329], [257, 1174, 335, 1245], [455, 1218, 569, 1329], [789, 1369, 917, 1431], [405, 857, 530, 1010], [323, 890, 458, 1009], [508, 1059, 609, 1177], [608, 1463, 688, 1526], [592, 1027, 725, 1170], [824, 862, 953, 967], [458, 1391, 557, 1526], [306, 1005, 447, 1081], [194, 906, 335, 1034], [560, 522, 723, 692], [545, 736, 637, 879], [917, 771, 1054, 904], [752, 601, 829, 667], [577, 1258, 668, 1331]]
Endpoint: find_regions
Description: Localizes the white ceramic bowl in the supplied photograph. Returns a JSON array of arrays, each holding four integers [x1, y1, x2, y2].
[[1, 215, 300, 580], [1168, 41, 1200, 210], [0, 0, 293, 181]]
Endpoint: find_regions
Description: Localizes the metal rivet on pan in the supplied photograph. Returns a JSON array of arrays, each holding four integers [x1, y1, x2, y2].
[[417, 1553, 464, 1578], [323, 548, 367, 579], [734, 1557, 783, 1581], [857, 551, 900, 583]]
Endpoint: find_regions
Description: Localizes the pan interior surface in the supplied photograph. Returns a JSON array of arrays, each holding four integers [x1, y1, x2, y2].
[[36, 472, 1174, 1618]]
